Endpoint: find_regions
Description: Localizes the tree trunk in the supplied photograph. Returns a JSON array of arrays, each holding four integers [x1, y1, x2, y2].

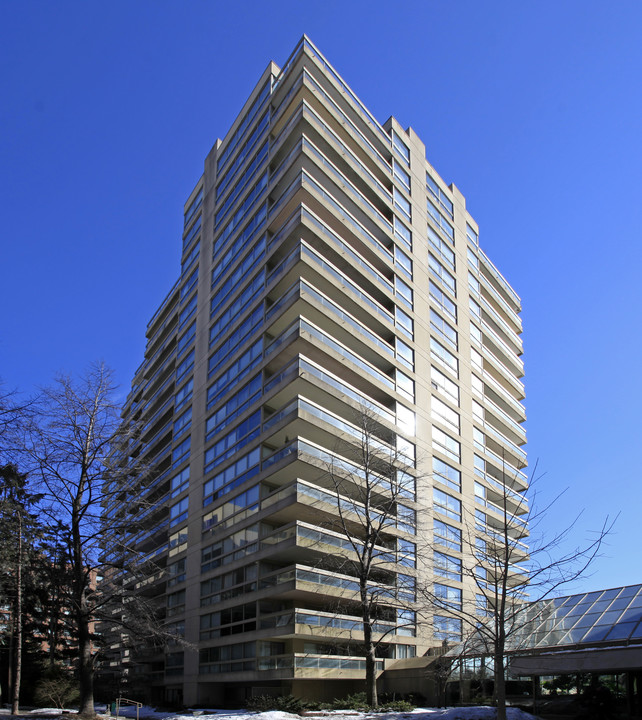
[[361, 585, 377, 707], [494, 651, 507, 720], [11, 513, 22, 715], [78, 618, 95, 717]]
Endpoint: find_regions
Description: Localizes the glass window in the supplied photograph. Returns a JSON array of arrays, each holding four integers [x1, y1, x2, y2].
[[434, 551, 462, 581], [394, 188, 411, 221], [397, 403, 415, 435], [434, 519, 461, 551], [432, 426, 460, 463], [396, 369, 415, 402], [435, 583, 462, 610], [469, 271, 480, 295], [426, 173, 454, 218], [470, 322, 482, 345], [172, 436, 191, 468], [173, 407, 192, 438], [428, 225, 455, 268], [430, 309, 457, 348], [396, 337, 414, 371], [430, 338, 458, 376], [170, 497, 188, 527], [431, 395, 460, 433], [392, 131, 410, 165], [434, 614, 462, 641], [466, 223, 479, 247], [171, 467, 190, 498], [433, 457, 461, 492], [395, 306, 414, 339], [469, 296, 482, 321], [429, 280, 457, 322], [431, 366, 459, 404], [394, 217, 412, 250], [393, 160, 411, 192], [395, 245, 412, 280], [175, 378, 194, 411], [433, 488, 461, 521], [427, 199, 454, 240], [467, 246, 479, 270], [395, 276, 413, 309], [429, 254, 456, 294]]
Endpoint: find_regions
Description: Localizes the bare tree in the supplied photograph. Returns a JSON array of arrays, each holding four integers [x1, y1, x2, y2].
[[18, 363, 172, 717], [315, 405, 419, 707], [420, 460, 613, 720]]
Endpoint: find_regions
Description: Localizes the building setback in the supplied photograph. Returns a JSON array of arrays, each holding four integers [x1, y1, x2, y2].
[[101, 36, 528, 707]]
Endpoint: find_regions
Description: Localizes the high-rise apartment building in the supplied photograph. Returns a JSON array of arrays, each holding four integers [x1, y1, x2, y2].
[[102, 37, 527, 707]]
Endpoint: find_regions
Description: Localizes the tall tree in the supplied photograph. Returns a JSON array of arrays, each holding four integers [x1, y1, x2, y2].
[[420, 462, 613, 720], [320, 406, 418, 707], [0, 464, 44, 713], [20, 363, 164, 718]]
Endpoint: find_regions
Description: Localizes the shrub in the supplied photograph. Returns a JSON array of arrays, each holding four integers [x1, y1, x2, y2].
[[246, 694, 316, 713], [34, 674, 80, 709]]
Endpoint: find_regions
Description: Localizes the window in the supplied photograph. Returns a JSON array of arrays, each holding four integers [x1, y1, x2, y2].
[[392, 131, 410, 165], [396, 369, 415, 402], [177, 321, 196, 356], [433, 457, 461, 492], [471, 374, 483, 397], [396, 404, 415, 435], [429, 254, 456, 294], [179, 292, 198, 330], [430, 338, 458, 376], [433, 487, 461, 521], [435, 583, 462, 610], [394, 245, 412, 280], [473, 427, 485, 451], [167, 590, 185, 616], [395, 306, 414, 339], [431, 366, 459, 404], [427, 199, 454, 240], [176, 349, 195, 382], [172, 436, 191, 468], [467, 246, 479, 270], [434, 615, 462, 641], [432, 426, 460, 463], [393, 187, 411, 221], [180, 267, 199, 300], [168, 558, 186, 587], [470, 322, 482, 345], [428, 225, 455, 268], [394, 216, 412, 250], [430, 309, 457, 348], [175, 378, 194, 412], [467, 222, 479, 247], [184, 187, 203, 228], [469, 271, 480, 295], [474, 455, 486, 479], [170, 497, 188, 527], [476, 593, 489, 616], [429, 280, 456, 321], [396, 337, 414, 371], [434, 551, 462, 582], [426, 174, 454, 218], [393, 160, 411, 193], [173, 407, 192, 438], [171, 467, 190, 498], [469, 296, 481, 321], [182, 216, 201, 251], [434, 519, 461, 551], [431, 395, 460, 433], [471, 347, 483, 372], [395, 275, 413, 309]]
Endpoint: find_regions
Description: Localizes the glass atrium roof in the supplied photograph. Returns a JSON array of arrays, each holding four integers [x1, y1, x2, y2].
[[509, 584, 642, 650]]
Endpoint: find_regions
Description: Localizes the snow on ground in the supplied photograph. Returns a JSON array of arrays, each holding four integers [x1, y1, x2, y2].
[[0, 707, 538, 720]]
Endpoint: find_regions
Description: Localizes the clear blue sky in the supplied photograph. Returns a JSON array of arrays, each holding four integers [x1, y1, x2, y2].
[[1, 1, 641, 594]]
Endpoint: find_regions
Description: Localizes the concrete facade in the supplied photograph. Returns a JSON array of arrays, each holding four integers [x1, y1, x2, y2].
[[101, 37, 527, 707]]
